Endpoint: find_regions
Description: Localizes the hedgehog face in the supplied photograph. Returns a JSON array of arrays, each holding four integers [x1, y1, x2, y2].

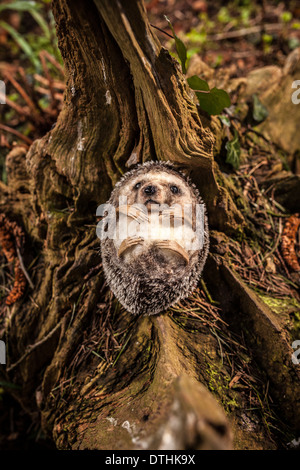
[[127, 170, 195, 208], [101, 161, 209, 316], [115, 169, 197, 209]]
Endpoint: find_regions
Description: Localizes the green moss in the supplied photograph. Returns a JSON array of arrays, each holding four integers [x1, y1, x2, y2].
[[47, 208, 71, 218], [205, 359, 239, 413], [257, 292, 300, 342], [257, 293, 300, 315], [293, 310, 300, 333]]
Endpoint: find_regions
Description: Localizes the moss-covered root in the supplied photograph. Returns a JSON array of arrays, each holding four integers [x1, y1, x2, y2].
[[69, 316, 232, 450], [205, 253, 300, 431]]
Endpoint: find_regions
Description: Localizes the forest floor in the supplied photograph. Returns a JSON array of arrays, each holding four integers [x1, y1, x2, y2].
[[0, 0, 299, 450]]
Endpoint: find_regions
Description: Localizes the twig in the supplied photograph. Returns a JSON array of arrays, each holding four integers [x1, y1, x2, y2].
[[207, 23, 284, 42], [248, 160, 268, 176], [0, 123, 33, 145], [16, 247, 34, 290], [0, 91, 31, 118], [39, 51, 56, 106], [18, 66, 44, 114], [200, 278, 217, 304], [40, 49, 64, 76], [266, 210, 290, 218], [4, 71, 40, 117], [7, 322, 62, 372], [262, 218, 282, 262], [150, 23, 174, 39], [35, 86, 64, 101], [34, 74, 65, 90]]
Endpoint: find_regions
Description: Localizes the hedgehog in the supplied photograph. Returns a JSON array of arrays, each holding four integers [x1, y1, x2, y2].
[[99, 161, 209, 315]]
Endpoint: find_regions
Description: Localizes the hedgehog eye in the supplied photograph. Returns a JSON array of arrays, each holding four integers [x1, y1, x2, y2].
[[134, 182, 141, 190], [170, 185, 179, 194]]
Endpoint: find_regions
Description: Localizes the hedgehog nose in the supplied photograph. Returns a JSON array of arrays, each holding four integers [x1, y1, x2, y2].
[[144, 185, 156, 195]]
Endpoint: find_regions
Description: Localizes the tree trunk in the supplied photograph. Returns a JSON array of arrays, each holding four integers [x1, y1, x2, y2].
[[0, 0, 299, 450]]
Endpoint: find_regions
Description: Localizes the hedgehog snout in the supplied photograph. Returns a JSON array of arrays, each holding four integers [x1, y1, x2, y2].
[[143, 185, 157, 195], [138, 183, 162, 204]]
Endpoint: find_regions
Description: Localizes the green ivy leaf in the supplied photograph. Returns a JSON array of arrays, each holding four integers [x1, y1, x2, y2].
[[165, 16, 187, 74], [187, 75, 209, 91], [225, 130, 241, 170], [252, 94, 269, 122], [196, 87, 231, 115], [163, 18, 230, 116]]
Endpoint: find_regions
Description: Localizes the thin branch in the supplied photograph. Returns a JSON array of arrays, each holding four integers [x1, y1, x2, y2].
[[40, 49, 64, 76], [207, 23, 284, 41], [16, 247, 34, 290], [7, 322, 62, 372], [4, 71, 40, 117], [150, 23, 174, 39], [0, 123, 33, 145], [39, 50, 56, 106], [0, 91, 31, 118]]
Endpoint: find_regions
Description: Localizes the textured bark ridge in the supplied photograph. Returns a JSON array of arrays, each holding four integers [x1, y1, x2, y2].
[[0, 0, 299, 450]]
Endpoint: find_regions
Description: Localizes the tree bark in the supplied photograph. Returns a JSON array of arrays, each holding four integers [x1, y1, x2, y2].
[[0, 0, 299, 450]]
